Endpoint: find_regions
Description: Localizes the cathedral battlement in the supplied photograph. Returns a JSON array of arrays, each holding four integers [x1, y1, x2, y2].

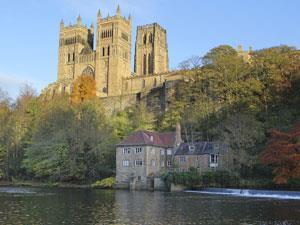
[[137, 23, 166, 32]]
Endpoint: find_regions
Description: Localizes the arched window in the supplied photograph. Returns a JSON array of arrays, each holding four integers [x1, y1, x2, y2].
[[143, 34, 147, 45], [108, 46, 110, 56], [102, 47, 105, 56], [82, 66, 95, 79], [68, 53, 70, 62], [143, 54, 147, 75], [148, 53, 152, 74], [149, 33, 153, 43], [153, 78, 157, 87]]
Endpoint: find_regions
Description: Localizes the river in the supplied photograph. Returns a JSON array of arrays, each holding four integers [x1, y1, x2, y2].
[[0, 187, 300, 225]]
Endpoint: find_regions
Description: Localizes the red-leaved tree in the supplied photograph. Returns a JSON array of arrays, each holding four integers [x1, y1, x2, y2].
[[260, 123, 300, 184]]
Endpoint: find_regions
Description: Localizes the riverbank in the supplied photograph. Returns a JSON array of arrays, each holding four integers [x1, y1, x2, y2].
[[0, 180, 91, 189]]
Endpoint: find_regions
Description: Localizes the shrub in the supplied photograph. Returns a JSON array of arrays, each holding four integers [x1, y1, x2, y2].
[[91, 177, 116, 189]]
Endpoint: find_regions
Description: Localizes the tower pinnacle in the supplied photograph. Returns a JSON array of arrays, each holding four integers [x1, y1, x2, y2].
[[77, 15, 82, 25], [60, 19, 64, 29], [116, 5, 121, 17], [97, 9, 102, 18]]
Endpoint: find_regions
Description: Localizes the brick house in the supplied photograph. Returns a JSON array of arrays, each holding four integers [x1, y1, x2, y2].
[[174, 142, 228, 173], [116, 128, 182, 190]]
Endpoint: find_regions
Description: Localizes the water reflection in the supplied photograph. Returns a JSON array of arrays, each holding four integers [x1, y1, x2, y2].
[[0, 187, 299, 225]]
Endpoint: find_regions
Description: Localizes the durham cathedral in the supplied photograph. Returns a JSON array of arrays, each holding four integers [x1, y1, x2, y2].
[[43, 6, 251, 111]]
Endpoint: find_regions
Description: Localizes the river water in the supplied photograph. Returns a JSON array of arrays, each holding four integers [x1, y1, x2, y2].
[[0, 187, 300, 225]]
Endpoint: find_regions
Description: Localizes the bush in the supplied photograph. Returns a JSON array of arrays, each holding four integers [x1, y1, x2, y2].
[[91, 177, 116, 189], [161, 169, 240, 189]]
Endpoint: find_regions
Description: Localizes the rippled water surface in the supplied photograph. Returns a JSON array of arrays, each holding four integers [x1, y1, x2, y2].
[[0, 187, 300, 225]]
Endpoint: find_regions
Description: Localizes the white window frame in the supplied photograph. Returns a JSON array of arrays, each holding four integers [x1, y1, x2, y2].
[[167, 160, 172, 167], [122, 147, 131, 154], [135, 147, 142, 154], [135, 159, 143, 166], [209, 154, 219, 168], [167, 149, 172, 155], [122, 160, 130, 167], [179, 156, 186, 163], [161, 160, 165, 167], [189, 145, 195, 152], [160, 149, 165, 156]]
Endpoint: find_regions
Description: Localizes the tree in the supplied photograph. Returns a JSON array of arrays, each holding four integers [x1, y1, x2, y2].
[[70, 75, 96, 104], [260, 123, 300, 184]]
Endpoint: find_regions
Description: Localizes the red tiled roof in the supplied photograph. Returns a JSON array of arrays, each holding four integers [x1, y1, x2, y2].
[[117, 130, 176, 148]]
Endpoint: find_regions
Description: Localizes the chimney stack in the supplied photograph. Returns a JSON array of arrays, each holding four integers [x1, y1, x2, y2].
[[175, 123, 182, 147]]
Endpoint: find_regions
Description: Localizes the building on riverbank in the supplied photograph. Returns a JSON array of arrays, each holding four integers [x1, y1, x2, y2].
[[115, 125, 182, 190], [174, 142, 229, 173]]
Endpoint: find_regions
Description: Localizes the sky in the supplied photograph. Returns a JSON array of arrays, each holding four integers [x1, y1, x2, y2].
[[0, 0, 300, 98]]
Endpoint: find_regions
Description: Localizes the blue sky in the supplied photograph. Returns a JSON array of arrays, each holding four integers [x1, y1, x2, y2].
[[0, 0, 300, 98]]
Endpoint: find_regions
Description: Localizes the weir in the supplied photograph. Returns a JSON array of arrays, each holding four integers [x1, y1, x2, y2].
[[186, 188, 300, 200]]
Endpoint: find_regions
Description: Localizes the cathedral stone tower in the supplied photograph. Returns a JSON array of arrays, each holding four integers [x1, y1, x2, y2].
[[57, 16, 94, 82], [96, 6, 132, 97], [134, 23, 169, 76]]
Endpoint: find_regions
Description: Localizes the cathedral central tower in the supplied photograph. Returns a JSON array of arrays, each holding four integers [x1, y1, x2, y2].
[[96, 6, 132, 97]]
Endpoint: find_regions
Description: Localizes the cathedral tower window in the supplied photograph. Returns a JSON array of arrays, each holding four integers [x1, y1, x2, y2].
[[143, 34, 147, 45], [73, 53, 75, 62], [149, 33, 153, 43], [108, 46, 110, 56], [143, 54, 147, 75], [68, 53, 70, 62], [102, 47, 105, 56], [148, 53, 153, 74]]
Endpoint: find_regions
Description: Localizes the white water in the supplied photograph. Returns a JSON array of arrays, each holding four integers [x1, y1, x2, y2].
[[0, 187, 36, 194], [186, 188, 300, 200]]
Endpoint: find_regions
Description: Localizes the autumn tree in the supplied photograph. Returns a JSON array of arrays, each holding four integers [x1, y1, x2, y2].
[[260, 123, 300, 184], [70, 75, 96, 104]]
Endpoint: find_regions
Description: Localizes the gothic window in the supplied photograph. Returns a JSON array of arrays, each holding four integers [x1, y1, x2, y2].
[[143, 34, 147, 45], [68, 53, 70, 62], [102, 47, 105, 56], [108, 46, 110, 56], [73, 53, 75, 62], [142, 79, 146, 88], [82, 66, 95, 79], [153, 78, 157, 87], [149, 33, 153, 43], [143, 54, 147, 75], [148, 53, 153, 74]]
